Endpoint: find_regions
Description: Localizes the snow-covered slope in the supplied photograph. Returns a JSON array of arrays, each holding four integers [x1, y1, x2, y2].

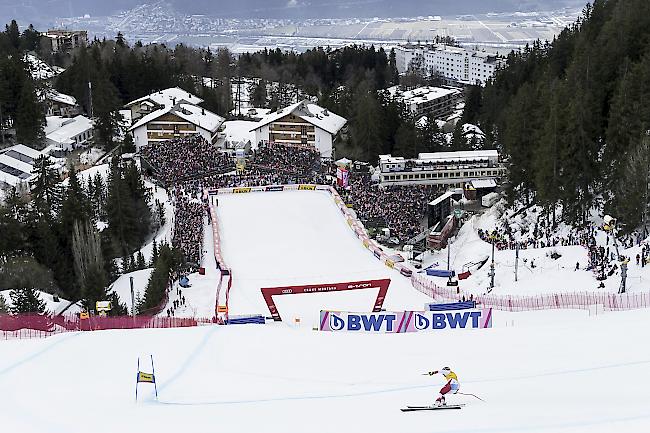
[[1, 308, 649, 433], [216, 190, 431, 322]]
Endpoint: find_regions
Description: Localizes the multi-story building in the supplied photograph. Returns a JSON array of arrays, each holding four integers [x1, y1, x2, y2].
[[251, 100, 347, 159], [129, 102, 225, 149], [395, 43, 502, 86], [378, 150, 506, 187], [386, 85, 461, 119], [43, 30, 88, 53]]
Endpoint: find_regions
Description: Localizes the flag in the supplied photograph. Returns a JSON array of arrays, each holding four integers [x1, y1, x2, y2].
[[137, 371, 155, 384]]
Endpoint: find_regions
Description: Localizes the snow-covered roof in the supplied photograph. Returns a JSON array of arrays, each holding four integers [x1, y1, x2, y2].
[[469, 178, 497, 189], [129, 103, 224, 134], [7, 144, 45, 161], [251, 100, 347, 135], [463, 123, 486, 138], [222, 120, 257, 144], [45, 115, 93, 145], [125, 87, 203, 109], [417, 150, 498, 163], [23, 54, 61, 81], [46, 89, 77, 106], [387, 85, 461, 105], [379, 154, 406, 164]]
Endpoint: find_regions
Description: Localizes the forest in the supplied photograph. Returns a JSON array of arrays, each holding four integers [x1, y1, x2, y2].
[[476, 0, 650, 232]]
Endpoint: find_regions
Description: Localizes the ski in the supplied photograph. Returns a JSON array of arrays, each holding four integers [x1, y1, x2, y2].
[[401, 404, 465, 412]]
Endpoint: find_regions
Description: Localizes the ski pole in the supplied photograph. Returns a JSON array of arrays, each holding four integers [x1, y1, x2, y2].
[[457, 392, 486, 402]]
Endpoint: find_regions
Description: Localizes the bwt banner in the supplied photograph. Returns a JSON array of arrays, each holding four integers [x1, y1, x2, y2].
[[319, 309, 492, 333]]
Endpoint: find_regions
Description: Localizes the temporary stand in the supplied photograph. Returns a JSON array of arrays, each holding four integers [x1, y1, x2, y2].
[[135, 355, 158, 401]]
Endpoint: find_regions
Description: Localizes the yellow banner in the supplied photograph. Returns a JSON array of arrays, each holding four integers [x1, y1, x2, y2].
[[298, 184, 316, 190], [233, 187, 251, 194], [79, 312, 89, 319], [217, 305, 228, 313], [385, 260, 395, 269], [362, 239, 370, 248], [137, 372, 155, 383]]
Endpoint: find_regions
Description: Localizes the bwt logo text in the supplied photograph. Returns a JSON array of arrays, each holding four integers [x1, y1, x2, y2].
[[413, 312, 483, 330], [330, 313, 397, 332]]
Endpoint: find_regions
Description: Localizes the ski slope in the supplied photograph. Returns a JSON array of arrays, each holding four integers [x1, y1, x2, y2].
[[215, 190, 431, 321], [1, 309, 650, 433]]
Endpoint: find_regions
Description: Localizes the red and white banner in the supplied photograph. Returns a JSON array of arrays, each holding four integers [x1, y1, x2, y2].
[[261, 279, 391, 321]]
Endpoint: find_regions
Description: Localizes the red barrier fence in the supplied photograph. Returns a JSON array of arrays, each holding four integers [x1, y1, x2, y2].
[[411, 273, 650, 312], [0, 314, 213, 340]]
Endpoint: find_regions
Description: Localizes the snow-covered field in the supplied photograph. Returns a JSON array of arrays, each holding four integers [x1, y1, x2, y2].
[[421, 202, 650, 297], [1, 308, 650, 433], [3, 188, 650, 432], [216, 190, 431, 323]]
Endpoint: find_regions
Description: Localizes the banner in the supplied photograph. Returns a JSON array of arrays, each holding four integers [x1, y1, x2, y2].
[[233, 187, 251, 193], [319, 309, 492, 333], [266, 185, 284, 192], [261, 279, 390, 322], [298, 184, 316, 190], [137, 372, 155, 383], [336, 167, 349, 188]]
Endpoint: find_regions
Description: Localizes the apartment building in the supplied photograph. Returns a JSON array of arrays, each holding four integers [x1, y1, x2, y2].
[[386, 85, 461, 119], [43, 30, 88, 53], [129, 103, 225, 149], [378, 150, 506, 187], [250, 100, 347, 159], [395, 43, 502, 86]]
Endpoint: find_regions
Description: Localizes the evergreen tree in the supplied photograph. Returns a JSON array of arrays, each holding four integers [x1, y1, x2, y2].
[[136, 251, 146, 270], [15, 77, 45, 145], [250, 79, 267, 107], [122, 132, 135, 154], [30, 155, 62, 217], [150, 239, 159, 267], [393, 115, 419, 158], [9, 288, 47, 315], [351, 81, 384, 161], [0, 293, 7, 314], [5, 20, 20, 51], [72, 220, 108, 308]]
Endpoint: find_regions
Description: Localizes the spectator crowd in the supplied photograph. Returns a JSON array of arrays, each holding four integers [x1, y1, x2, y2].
[[338, 174, 441, 243], [170, 188, 205, 270], [250, 142, 321, 177], [141, 135, 234, 183]]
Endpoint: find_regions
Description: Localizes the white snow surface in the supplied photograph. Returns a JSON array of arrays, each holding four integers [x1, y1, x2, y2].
[[109, 269, 153, 314], [421, 200, 650, 296], [0, 289, 80, 315], [2, 309, 650, 432], [216, 190, 431, 323]]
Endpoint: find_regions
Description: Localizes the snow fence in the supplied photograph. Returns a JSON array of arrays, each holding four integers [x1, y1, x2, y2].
[[411, 272, 650, 312]]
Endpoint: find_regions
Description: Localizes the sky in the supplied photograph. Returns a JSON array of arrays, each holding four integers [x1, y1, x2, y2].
[[0, 0, 587, 24]]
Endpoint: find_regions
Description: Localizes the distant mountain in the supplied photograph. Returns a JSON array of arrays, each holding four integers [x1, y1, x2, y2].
[[1, 0, 587, 24]]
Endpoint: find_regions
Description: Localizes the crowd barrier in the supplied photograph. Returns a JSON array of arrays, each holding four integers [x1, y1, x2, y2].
[[226, 314, 265, 325], [0, 314, 210, 340], [411, 272, 650, 312]]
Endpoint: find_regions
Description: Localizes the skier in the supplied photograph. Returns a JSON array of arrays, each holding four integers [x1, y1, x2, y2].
[[428, 367, 459, 406]]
